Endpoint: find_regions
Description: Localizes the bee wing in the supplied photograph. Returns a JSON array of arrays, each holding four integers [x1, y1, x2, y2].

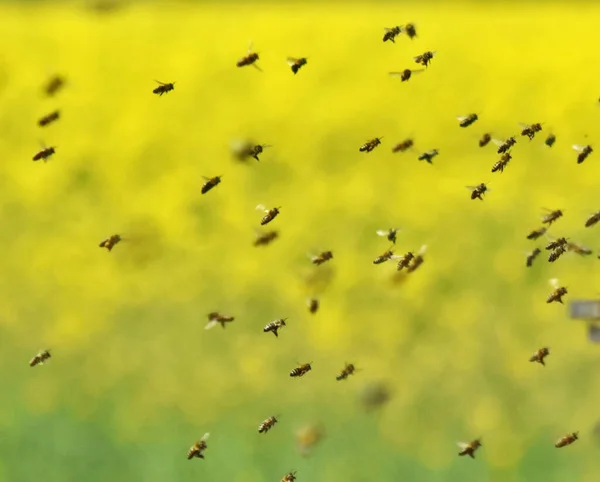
[[201, 432, 210, 441], [417, 244, 428, 255], [201, 176, 211, 181], [456, 116, 469, 122], [457, 441, 470, 449], [549, 278, 560, 289], [154, 80, 166, 85], [518, 123, 530, 129], [411, 69, 425, 75], [465, 185, 479, 191], [384, 27, 393, 32], [247, 41, 253, 53], [252, 63, 263, 72], [376, 230, 389, 237], [572, 144, 585, 152], [388, 72, 405, 78], [491, 138, 506, 146], [286, 57, 299, 66], [204, 320, 218, 330], [256, 204, 267, 212]]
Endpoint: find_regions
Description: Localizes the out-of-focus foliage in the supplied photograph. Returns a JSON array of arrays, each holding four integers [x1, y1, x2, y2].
[[1, 2, 600, 481]]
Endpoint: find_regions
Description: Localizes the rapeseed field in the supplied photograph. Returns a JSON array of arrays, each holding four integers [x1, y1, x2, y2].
[[1, 1, 600, 481]]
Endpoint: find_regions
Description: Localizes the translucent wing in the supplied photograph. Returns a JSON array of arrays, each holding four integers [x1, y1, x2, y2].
[[256, 204, 267, 212], [418, 245, 428, 255], [572, 144, 585, 152], [411, 69, 425, 75], [456, 116, 469, 122], [247, 41, 253, 53], [204, 320, 218, 330], [201, 432, 210, 441], [286, 57, 298, 66], [376, 230, 389, 237], [384, 27, 392, 33], [549, 278, 560, 289], [465, 185, 478, 191], [202, 176, 211, 181], [154, 80, 166, 85], [492, 138, 506, 146], [457, 441, 470, 449], [252, 63, 263, 72], [388, 72, 405, 78]]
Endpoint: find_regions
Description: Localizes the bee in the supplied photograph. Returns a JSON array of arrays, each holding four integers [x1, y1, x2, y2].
[[205, 312, 235, 330], [545, 236, 568, 251], [296, 423, 325, 457], [520, 122, 543, 140], [383, 26, 402, 42], [414, 51, 436, 67], [373, 247, 398, 265], [466, 183, 489, 201], [491, 152, 512, 173], [555, 432, 578, 448], [256, 204, 281, 225], [187, 433, 210, 460], [248, 144, 271, 161], [264, 318, 287, 337], [396, 251, 415, 271], [457, 114, 478, 128], [336, 362, 358, 381], [311, 251, 333, 266], [392, 139, 414, 153], [258, 415, 278, 434], [99, 234, 122, 252], [526, 227, 547, 240], [29, 349, 51, 367], [44, 75, 65, 96], [358, 380, 392, 411], [287, 57, 307, 74], [236, 42, 261, 71], [403, 23, 417, 38], [153, 80, 175, 96], [201, 175, 222, 194], [359, 137, 383, 153], [479, 133, 492, 147], [32, 145, 56, 162], [545, 133, 556, 147], [546, 236, 568, 263], [567, 241, 592, 256], [418, 149, 439, 164], [529, 347, 550, 366], [407, 245, 427, 273], [307, 298, 319, 314], [38, 110, 60, 127], [376, 228, 400, 244], [526, 248, 541, 267], [254, 230, 279, 247], [281, 471, 297, 482], [585, 211, 600, 227], [389, 69, 425, 82], [542, 208, 563, 226], [573, 144, 593, 164], [547, 278, 567, 304], [290, 362, 312, 378], [493, 136, 517, 154], [457, 439, 482, 459]]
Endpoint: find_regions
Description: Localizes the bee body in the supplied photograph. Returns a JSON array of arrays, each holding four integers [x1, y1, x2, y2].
[[573, 144, 593, 164], [491, 152, 512, 173], [359, 137, 383, 153], [457, 114, 478, 128], [548, 245, 567, 262], [392, 139, 414, 152], [29, 349, 51, 367], [389, 68, 424, 82], [521, 123, 543, 140], [254, 230, 279, 247], [526, 227, 547, 240], [545, 237, 568, 251], [468, 183, 488, 201], [205, 312, 235, 330], [542, 209, 563, 226], [336, 363, 356, 381], [33, 146, 56, 162], [547, 287, 567, 304], [44, 75, 65, 96], [555, 432, 578, 448], [418, 149, 438, 164], [479, 133, 492, 147], [187, 434, 210, 460], [545, 133, 556, 147], [403, 23, 417, 38], [201, 176, 221, 194], [287, 57, 307, 74], [264, 318, 287, 337], [585, 211, 600, 227], [258, 415, 278, 433], [406, 245, 427, 273], [290, 362, 312, 378], [529, 347, 550, 365], [397, 251, 414, 270], [373, 250, 396, 265], [237, 52, 260, 68], [494, 137, 516, 154], [526, 248, 541, 267], [376, 228, 400, 244], [38, 110, 60, 127], [99, 234, 122, 252], [311, 251, 333, 265], [383, 26, 402, 42], [153, 81, 175, 96], [307, 298, 319, 314], [281, 472, 297, 482], [458, 439, 482, 458], [260, 207, 280, 225], [414, 51, 436, 67]]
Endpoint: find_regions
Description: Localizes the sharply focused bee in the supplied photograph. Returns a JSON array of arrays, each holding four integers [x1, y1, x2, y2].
[[542, 208, 563, 226], [256, 204, 281, 225], [187, 433, 210, 460], [479, 133, 492, 147], [32, 145, 56, 162], [520, 122, 543, 140], [493, 136, 517, 154], [403, 23, 417, 38], [153, 80, 175, 96], [396, 251, 415, 270], [44, 75, 65, 96], [457, 439, 482, 459], [248, 144, 271, 161], [529, 347, 550, 366], [359, 137, 383, 152], [526, 227, 547, 240], [307, 298, 319, 314], [281, 471, 297, 482], [38, 110, 60, 127], [491, 152, 512, 173], [392, 139, 414, 152], [336, 362, 358, 381], [545, 133, 556, 147], [205, 312, 235, 330], [290, 362, 312, 378], [573, 144, 593, 164], [254, 229, 279, 247], [407, 245, 427, 273], [99, 234, 122, 252], [457, 114, 478, 128], [201, 175, 222, 194], [383, 26, 402, 43], [29, 349, 51, 367], [467, 183, 489, 201], [547, 278, 567, 304], [585, 211, 600, 227], [236, 42, 261, 70], [389, 69, 425, 82], [287, 57, 307, 74], [311, 251, 333, 266], [526, 248, 541, 267], [373, 247, 398, 265], [414, 51, 436, 67], [264, 318, 287, 337], [258, 415, 278, 434], [555, 432, 578, 448], [418, 149, 439, 164], [567, 241, 592, 256], [376, 228, 400, 244]]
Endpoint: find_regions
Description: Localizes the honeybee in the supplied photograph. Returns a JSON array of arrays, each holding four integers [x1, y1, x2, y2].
[[479, 133, 492, 147], [307, 298, 319, 314], [187, 433, 210, 460], [38, 110, 60, 127], [585, 211, 600, 227], [547, 278, 567, 304], [567, 241, 592, 256], [296, 423, 325, 457], [555, 432, 578, 448], [237, 42, 261, 70], [403, 23, 417, 38], [359, 137, 383, 153], [264, 318, 287, 337], [545, 133, 556, 147], [205, 312, 235, 330], [493, 136, 517, 154], [201, 175, 222, 194], [373, 247, 398, 265], [153, 80, 175, 96], [99, 234, 122, 252], [44, 75, 65, 96], [418, 149, 439, 164], [281, 471, 297, 482], [520, 122, 543, 140], [389, 69, 425, 82], [407, 245, 427, 273], [258, 415, 278, 433], [32, 144, 56, 162], [396, 251, 415, 270], [529, 347, 550, 366], [358, 380, 392, 411], [542, 208, 563, 226], [546, 237, 568, 263], [254, 230, 279, 247], [392, 139, 414, 152], [526, 227, 547, 240], [457, 114, 478, 128], [573, 144, 593, 164], [466, 183, 489, 201], [491, 152, 512, 173], [287, 57, 307, 74], [377, 228, 400, 244], [311, 251, 333, 266], [256, 204, 281, 225], [336, 362, 358, 381], [248, 144, 271, 161], [290, 362, 312, 378], [383, 26, 402, 43], [526, 248, 541, 267], [457, 439, 482, 459], [545, 236, 568, 251], [414, 51, 436, 67], [29, 349, 51, 367]]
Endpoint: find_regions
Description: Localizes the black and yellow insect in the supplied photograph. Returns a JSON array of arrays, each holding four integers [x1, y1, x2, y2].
[[201, 175, 222, 194], [290, 362, 312, 378], [153, 80, 175, 96]]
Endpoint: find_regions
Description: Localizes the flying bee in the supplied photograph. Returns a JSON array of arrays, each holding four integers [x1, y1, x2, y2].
[[520, 122, 543, 140], [296, 423, 325, 457], [526, 248, 541, 267], [573, 144, 593, 164], [457, 114, 478, 128], [548, 244, 567, 263], [281, 471, 297, 482], [258, 415, 278, 434], [254, 229, 279, 247], [205, 312, 235, 330], [542, 208, 563, 226], [32, 144, 56, 162], [153, 80, 175, 96], [359, 137, 383, 153], [547, 278, 567, 304], [527, 227, 547, 240], [373, 247, 399, 265], [307, 298, 319, 314], [545, 133, 556, 147], [545, 236, 568, 251], [311, 251, 333, 266], [38, 110, 60, 127], [407, 245, 427, 273], [290, 362, 312, 378], [491, 152, 512, 173], [383, 26, 402, 42], [403, 23, 417, 38], [44, 75, 65, 96], [336, 362, 358, 381], [392, 138, 414, 152], [389, 69, 425, 82], [248, 143, 271, 161], [466, 183, 489, 201], [264, 318, 287, 337], [529, 347, 550, 366], [396, 251, 415, 270], [567, 241, 592, 256], [479, 133, 492, 147], [236, 42, 261, 70], [585, 211, 600, 227], [256, 204, 281, 225], [457, 439, 482, 459], [555, 432, 578, 448], [418, 149, 439, 164], [287, 57, 307, 74], [29, 349, 51, 367], [187, 433, 210, 460], [376, 228, 400, 244], [493, 136, 517, 154], [414, 51, 436, 67], [99, 234, 122, 252], [201, 175, 222, 194]]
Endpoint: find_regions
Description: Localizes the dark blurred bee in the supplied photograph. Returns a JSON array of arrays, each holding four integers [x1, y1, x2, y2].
[[287, 57, 307, 74], [545, 133, 556, 147], [545, 236, 568, 251], [414, 51, 436, 67], [418, 149, 439, 164], [526, 227, 547, 240], [407, 245, 427, 273], [555, 432, 578, 448], [529, 347, 550, 366], [403, 23, 417, 38], [290, 362, 312, 378], [392, 139, 414, 153], [526, 248, 541, 267], [548, 245, 567, 263], [466, 183, 489, 201], [311, 251, 333, 266], [258, 415, 278, 434], [296, 423, 325, 457], [281, 471, 297, 482], [542, 208, 563, 226], [520, 122, 543, 140], [547, 278, 567, 304], [248, 144, 272, 161], [187, 433, 210, 460], [585, 211, 600, 227], [205, 312, 235, 330], [573, 144, 593, 164], [44, 75, 65, 96], [396, 251, 415, 271], [359, 137, 383, 153], [457, 114, 478, 128], [153, 80, 175, 96], [99, 234, 122, 252], [458, 439, 482, 459], [38, 110, 60, 127], [254, 230, 279, 247], [264, 318, 287, 337], [373, 247, 398, 265], [307, 298, 319, 314], [491, 152, 512, 173], [567, 241, 592, 256], [358, 380, 392, 411], [377, 228, 400, 244], [29, 349, 51, 367], [201, 175, 222, 194], [389, 69, 425, 82], [479, 133, 492, 147], [256, 204, 281, 225], [493, 136, 517, 154], [32, 145, 56, 162], [236, 42, 261, 71], [336, 362, 358, 381], [383, 26, 402, 42]]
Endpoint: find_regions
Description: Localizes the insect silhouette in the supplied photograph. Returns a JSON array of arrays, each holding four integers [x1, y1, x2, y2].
[[526, 227, 547, 240], [311, 251, 333, 266], [414, 51, 436, 67], [566, 241, 592, 256], [29, 349, 51, 367], [44, 75, 65, 96], [546, 237, 568, 262], [256, 204, 281, 225], [201, 175, 222, 194], [555, 432, 578, 448], [457, 114, 478, 128], [547, 278, 567, 304], [383, 26, 402, 43], [529, 347, 550, 366], [296, 423, 325, 457], [373, 247, 398, 265], [377, 228, 400, 244], [336, 362, 358, 381], [32, 144, 56, 162], [545, 133, 556, 147], [573, 144, 593, 164], [237, 42, 261, 71], [38, 110, 60, 127], [479, 133, 492, 147], [248, 144, 271, 161], [457, 439, 482, 459], [287, 57, 307, 74], [418, 149, 439, 164], [396, 251, 415, 270], [187, 433, 210, 460], [254, 230, 279, 247], [153, 80, 175, 96], [359, 137, 383, 152], [542, 208, 563, 226], [258, 415, 278, 434], [526, 248, 541, 267], [264, 318, 287, 337], [403, 23, 417, 38], [99, 234, 122, 252], [585, 211, 600, 227], [307, 298, 319, 314], [491, 152, 512, 173], [389, 69, 425, 82], [392, 139, 414, 152], [466, 183, 489, 201], [290, 362, 312, 378], [281, 471, 297, 482], [407, 245, 428, 273], [493, 136, 517, 154], [520, 122, 543, 140], [205, 312, 235, 330]]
